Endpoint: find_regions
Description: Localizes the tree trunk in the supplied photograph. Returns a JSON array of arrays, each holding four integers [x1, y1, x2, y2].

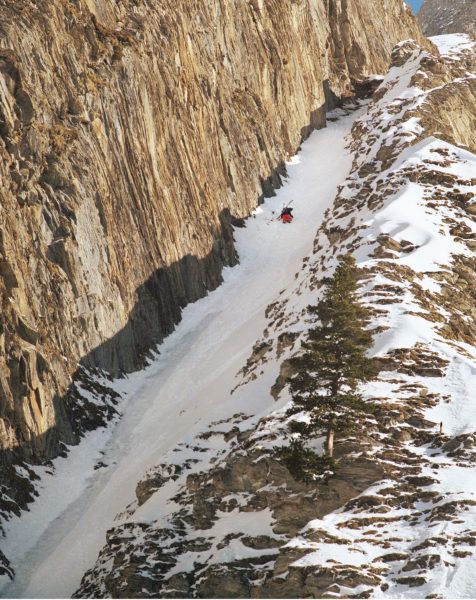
[[325, 427, 334, 457]]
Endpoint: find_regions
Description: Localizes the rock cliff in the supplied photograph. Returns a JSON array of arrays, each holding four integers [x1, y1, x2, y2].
[[0, 0, 425, 504], [418, 0, 476, 36]]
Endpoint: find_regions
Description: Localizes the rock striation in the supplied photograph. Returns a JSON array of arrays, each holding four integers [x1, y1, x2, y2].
[[0, 0, 425, 507], [418, 0, 476, 36]]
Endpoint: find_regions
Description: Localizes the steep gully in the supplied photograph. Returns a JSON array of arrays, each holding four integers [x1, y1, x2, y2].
[[0, 0, 425, 480], [0, 103, 364, 598], [56, 36, 476, 598]]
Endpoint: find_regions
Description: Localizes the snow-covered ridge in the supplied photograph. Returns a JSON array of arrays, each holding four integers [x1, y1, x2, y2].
[[261, 34, 476, 599]]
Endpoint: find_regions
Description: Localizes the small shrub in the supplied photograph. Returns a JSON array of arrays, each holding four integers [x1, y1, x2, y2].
[[274, 440, 334, 482]]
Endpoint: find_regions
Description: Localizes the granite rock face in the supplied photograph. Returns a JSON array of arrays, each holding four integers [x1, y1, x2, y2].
[[418, 0, 476, 36], [0, 1, 425, 490]]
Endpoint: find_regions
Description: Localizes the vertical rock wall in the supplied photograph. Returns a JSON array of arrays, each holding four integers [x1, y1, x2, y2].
[[0, 0, 426, 468]]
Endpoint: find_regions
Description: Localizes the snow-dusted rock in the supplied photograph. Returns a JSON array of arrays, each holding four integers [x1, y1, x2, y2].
[[419, 0, 476, 37]]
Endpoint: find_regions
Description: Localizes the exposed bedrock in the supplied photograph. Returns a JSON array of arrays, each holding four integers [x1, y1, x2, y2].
[[418, 0, 476, 37], [0, 0, 425, 482]]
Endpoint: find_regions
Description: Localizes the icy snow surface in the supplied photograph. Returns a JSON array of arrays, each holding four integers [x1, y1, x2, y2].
[[0, 106, 363, 599], [431, 33, 476, 57]]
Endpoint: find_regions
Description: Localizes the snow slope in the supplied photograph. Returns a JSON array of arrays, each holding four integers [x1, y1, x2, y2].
[[0, 104, 363, 598]]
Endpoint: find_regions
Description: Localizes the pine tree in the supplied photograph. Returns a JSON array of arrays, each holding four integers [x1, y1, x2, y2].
[[287, 254, 377, 461]]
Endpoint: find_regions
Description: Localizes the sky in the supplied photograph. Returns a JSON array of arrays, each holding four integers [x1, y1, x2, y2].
[[405, 0, 424, 13]]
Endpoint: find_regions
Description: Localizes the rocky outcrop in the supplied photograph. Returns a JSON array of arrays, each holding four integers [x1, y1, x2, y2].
[[76, 433, 387, 598], [0, 0, 426, 501], [418, 0, 476, 36]]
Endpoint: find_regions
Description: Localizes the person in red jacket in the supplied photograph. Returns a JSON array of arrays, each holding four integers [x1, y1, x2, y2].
[[280, 206, 294, 223]]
